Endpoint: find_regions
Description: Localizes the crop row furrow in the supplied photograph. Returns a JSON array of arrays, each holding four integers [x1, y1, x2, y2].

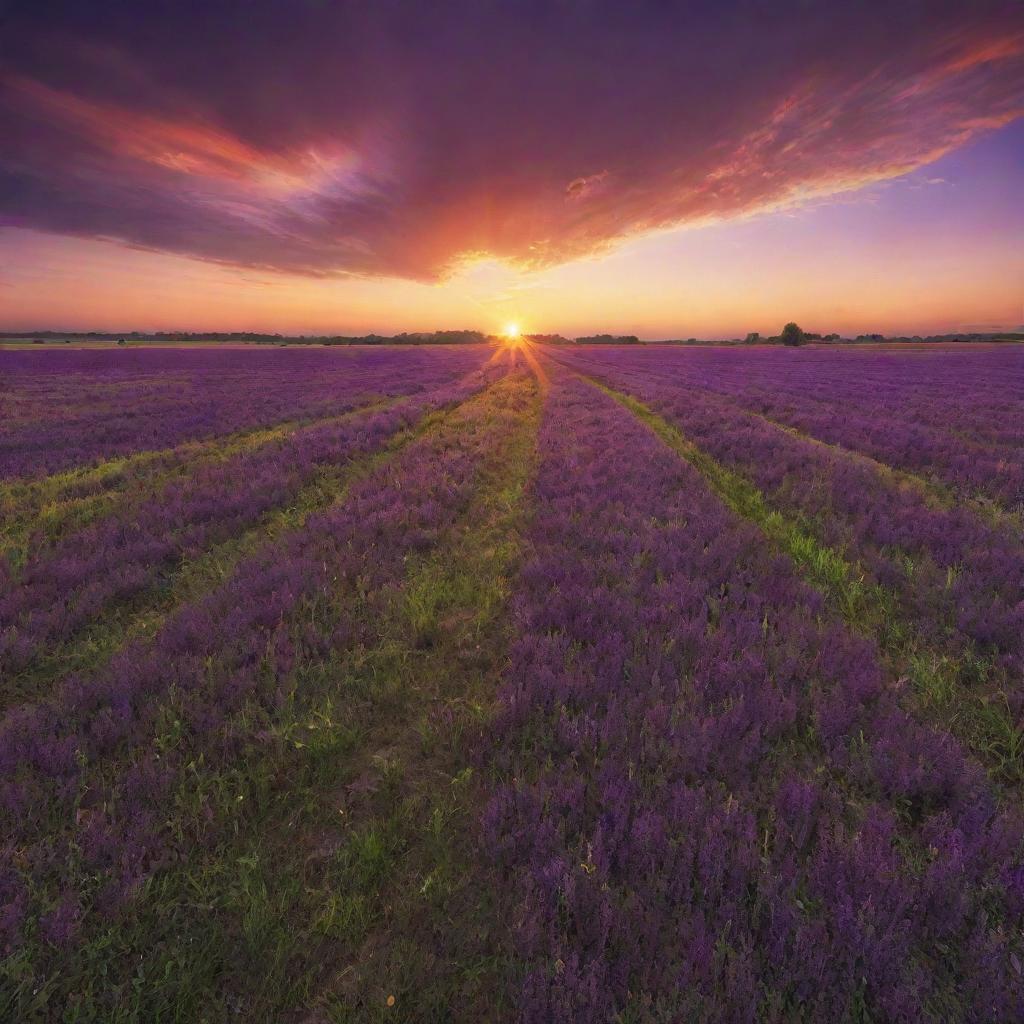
[[1, 407, 427, 711], [1, 346, 492, 480], [0, 373, 535, 1020], [0, 363, 507, 687], [588, 375, 1024, 791], [484, 369, 1024, 1021], [0, 357, 471, 527], [0, 393, 403, 574], [729, 397, 1024, 535], [547, 346, 1024, 510], [258, 371, 541, 1020]]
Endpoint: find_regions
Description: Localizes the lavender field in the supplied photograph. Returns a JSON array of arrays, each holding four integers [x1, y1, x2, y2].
[[2, 342, 1024, 1022]]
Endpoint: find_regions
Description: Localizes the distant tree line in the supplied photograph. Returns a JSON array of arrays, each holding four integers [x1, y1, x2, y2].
[[317, 330, 489, 346], [0, 330, 493, 346], [3, 328, 1022, 347], [526, 333, 573, 345], [574, 334, 641, 345]]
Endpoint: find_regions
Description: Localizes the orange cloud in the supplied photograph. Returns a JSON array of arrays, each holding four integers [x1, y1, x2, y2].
[[1, 3, 1022, 280]]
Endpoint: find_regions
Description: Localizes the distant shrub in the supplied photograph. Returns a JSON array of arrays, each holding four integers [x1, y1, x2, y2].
[[781, 322, 805, 346]]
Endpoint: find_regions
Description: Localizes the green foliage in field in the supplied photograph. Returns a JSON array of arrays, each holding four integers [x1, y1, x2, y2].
[[0, 396, 394, 575], [594, 378, 1024, 792], [3, 374, 542, 1023], [0, 401, 417, 712]]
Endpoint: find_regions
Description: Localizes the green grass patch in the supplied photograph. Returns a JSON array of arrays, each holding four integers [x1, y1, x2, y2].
[[1, 400, 449, 710], [3, 373, 542, 1023], [0, 395, 396, 574], [736, 399, 1024, 536], [591, 377, 1024, 791]]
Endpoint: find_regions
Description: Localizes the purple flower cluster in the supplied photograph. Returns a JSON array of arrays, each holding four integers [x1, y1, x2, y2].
[[484, 369, 1024, 1022], [3, 340, 1022, 1016], [548, 349, 1024, 700], [0, 368, 532, 955], [0, 345, 490, 480], [0, 359, 508, 681], [553, 344, 1024, 509]]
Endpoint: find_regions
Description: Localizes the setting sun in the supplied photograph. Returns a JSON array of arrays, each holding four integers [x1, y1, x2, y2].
[[503, 323, 521, 341]]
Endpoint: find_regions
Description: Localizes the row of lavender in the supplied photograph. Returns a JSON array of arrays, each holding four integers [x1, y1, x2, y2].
[[554, 344, 1024, 509], [570, 343, 1024, 452], [484, 370, 1024, 1021], [547, 348, 1024, 720], [0, 345, 491, 480], [0, 369, 534, 972], [0, 356, 509, 696]]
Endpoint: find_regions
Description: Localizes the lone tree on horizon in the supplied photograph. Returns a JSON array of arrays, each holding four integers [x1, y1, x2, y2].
[[781, 322, 806, 346]]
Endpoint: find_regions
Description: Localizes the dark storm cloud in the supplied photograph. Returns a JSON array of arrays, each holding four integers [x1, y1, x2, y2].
[[1, 1, 1022, 279]]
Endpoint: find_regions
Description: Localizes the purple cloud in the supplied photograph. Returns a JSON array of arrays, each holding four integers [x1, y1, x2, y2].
[[1, 1, 1022, 280]]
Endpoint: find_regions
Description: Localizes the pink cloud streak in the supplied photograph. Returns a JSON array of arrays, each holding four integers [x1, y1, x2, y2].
[[0, 3, 1021, 280]]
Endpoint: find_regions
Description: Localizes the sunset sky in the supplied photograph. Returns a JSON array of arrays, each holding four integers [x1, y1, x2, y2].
[[2, 1, 1022, 338]]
